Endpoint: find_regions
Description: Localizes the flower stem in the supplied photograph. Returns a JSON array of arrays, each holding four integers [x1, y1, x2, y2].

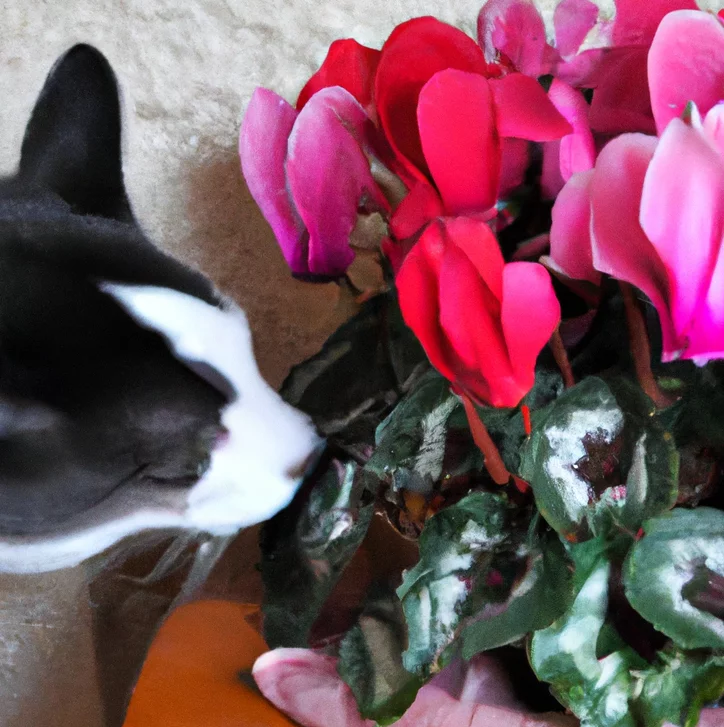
[[619, 282, 669, 408], [521, 405, 532, 437], [549, 328, 575, 389], [460, 393, 510, 485]]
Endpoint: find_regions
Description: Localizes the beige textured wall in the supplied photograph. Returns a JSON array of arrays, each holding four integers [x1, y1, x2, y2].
[[0, 0, 501, 387]]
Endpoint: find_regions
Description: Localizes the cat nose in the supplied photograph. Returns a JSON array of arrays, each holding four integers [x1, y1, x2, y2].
[[287, 436, 325, 481]]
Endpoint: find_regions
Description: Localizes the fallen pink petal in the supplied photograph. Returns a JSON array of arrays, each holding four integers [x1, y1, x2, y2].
[[253, 649, 374, 727]]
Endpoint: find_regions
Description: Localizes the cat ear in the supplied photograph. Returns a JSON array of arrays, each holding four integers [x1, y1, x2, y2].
[[18, 44, 133, 221]]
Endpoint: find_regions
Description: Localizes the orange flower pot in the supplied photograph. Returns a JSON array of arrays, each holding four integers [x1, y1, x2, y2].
[[124, 600, 295, 727]]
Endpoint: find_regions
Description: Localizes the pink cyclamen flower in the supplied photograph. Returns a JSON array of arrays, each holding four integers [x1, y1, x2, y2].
[[548, 9, 724, 363], [552, 104, 724, 363], [240, 41, 391, 279], [647, 9, 724, 134], [477, 0, 602, 80], [253, 648, 577, 727], [478, 0, 702, 135]]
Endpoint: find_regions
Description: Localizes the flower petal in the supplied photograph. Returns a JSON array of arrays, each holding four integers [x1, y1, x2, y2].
[[541, 140, 565, 199], [555, 47, 607, 87], [476, 0, 560, 77], [553, 0, 599, 57], [376, 16, 489, 182], [648, 9, 724, 134], [429, 654, 522, 708], [239, 88, 306, 274], [390, 180, 444, 240], [392, 686, 477, 727], [501, 262, 560, 394], [589, 133, 677, 352], [397, 220, 457, 381], [445, 216, 505, 301], [549, 169, 600, 284], [382, 235, 416, 274], [253, 649, 372, 727], [588, 47, 655, 134], [704, 103, 724, 157], [612, 0, 697, 46], [490, 74, 572, 141], [640, 116, 724, 353], [417, 69, 500, 214], [498, 138, 530, 198], [286, 87, 388, 276], [296, 39, 381, 119], [684, 241, 724, 364], [438, 243, 515, 406], [548, 79, 595, 181], [394, 654, 577, 727]]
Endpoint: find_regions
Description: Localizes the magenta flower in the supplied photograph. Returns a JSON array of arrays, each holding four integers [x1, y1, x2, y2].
[[540, 78, 596, 199], [478, 0, 702, 135], [549, 10, 724, 363], [240, 50, 391, 279], [477, 0, 602, 81], [647, 9, 724, 134], [594, 108, 724, 363]]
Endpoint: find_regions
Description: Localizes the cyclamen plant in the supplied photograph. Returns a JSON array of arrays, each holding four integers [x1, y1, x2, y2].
[[240, 2, 724, 726]]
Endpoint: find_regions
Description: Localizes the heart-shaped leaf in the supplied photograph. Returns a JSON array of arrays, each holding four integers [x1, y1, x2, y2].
[[396, 491, 522, 675], [624, 507, 724, 650], [260, 458, 375, 647]]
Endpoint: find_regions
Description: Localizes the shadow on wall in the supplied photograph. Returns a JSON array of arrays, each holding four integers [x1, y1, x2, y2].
[[182, 152, 345, 388]]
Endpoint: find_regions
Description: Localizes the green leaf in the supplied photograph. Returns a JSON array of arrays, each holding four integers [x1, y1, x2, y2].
[[385, 288, 429, 390], [281, 291, 427, 452], [660, 361, 724, 450], [633, 649, 724, 727], [260, 459, 375, 647], [460, 523, 573, 658], [366, 363, 563, 497], [619, 430, 678, 531], [520, 377, 625, 540], [531, 541, 610, 685], [337, 587, 424, 724], [396, 492, 522, 675], [520, 377, 678, 542], [530, 540, 643, 727], [365, 371, 465, 492], [624, 507, 724, 650]]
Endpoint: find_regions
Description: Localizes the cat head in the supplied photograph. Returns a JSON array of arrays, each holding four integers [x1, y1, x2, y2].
[[0, 45, 321, 572]]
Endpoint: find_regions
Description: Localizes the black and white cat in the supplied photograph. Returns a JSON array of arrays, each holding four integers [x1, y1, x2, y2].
[[0, 44, 321, 572]]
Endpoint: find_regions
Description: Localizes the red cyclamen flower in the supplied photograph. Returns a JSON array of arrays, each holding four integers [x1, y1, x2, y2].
[[396, 217, 560, 408]]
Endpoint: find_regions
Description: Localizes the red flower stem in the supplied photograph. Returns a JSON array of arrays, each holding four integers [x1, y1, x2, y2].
[[522, 405, 532, 437], [619, 282, 669, 408], [549, 328, 575, 389], [460, 393, 510, 486]]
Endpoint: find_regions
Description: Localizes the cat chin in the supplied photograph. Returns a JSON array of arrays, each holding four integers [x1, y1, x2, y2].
[[0, 477, 288, 574], [0, 284, 323, 574]]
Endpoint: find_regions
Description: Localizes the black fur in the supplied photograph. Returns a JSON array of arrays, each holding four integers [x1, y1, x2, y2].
[[0, 45, 227, 534]]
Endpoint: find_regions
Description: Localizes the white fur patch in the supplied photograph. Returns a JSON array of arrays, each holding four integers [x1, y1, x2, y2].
[[0, 284, 321, 573]]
